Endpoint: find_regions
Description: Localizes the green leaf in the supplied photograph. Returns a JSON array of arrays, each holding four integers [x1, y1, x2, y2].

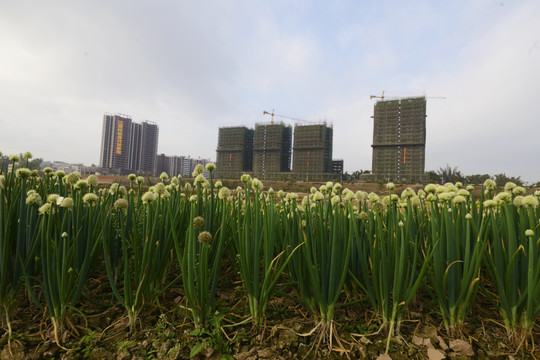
[[189, 341, 205, 358]]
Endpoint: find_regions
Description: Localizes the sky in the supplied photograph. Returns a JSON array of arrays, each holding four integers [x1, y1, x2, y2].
[[1, 1, 539, 183]]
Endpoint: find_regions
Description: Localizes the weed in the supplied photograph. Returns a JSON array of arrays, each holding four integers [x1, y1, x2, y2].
[[77, 330, 97, 357], [188, 312, 236, 357], [117, 339, 136, 356]]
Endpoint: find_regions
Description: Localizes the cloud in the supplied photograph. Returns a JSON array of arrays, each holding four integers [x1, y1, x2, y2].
[[420, 1, 540, 182], [0, 1, 538, 183]]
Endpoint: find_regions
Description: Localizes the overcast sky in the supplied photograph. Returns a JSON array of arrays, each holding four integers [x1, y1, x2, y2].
[[1, 1, 539, 183]]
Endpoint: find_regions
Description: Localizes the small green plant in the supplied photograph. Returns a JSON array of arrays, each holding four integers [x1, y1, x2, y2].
[[188, 312, 234, 358], [141, 314, 177, 359], [77, 330, 97, 357], [350, 322, 379, 335], [117, 339, 136, 356]]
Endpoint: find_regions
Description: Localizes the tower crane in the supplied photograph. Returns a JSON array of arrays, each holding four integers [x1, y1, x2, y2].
[[369, 90, 385, 100], [262, 110, 276, 124], [369, 91, 446, 101], [262, 109, 323, 125]]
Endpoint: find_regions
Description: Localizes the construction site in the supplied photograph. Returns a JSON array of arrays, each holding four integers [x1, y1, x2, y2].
[[216, 111, 340, 181], [362, 96, 428, 182], [215, 95, 434, 183]]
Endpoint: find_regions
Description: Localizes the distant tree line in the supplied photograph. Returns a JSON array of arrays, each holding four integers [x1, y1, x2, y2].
[[341, 170, 371, 182], [0, 155, 43, 171], [427, 164, 532, 186], [341, 165, 536, 186]]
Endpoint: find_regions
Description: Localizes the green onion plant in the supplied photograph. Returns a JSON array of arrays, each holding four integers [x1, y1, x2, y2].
[[234, 177, 299, 327], [427, 194, 487, 335], [484, 200, 540, 339]]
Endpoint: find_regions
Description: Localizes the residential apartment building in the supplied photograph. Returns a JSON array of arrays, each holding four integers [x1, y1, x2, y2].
[[99, 113, 159, 174]]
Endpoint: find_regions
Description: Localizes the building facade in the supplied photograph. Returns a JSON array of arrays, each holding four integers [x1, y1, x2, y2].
[[138, 121, 159, 174], [179, 157, 212, 178], [99, 113, 159, 175], [157, 155, 213, 178], [292, 123, 333, 180], [100, 113, 133, 170], [252, 122, 292, 180], [214, 121, 343, 180], [331, 159, 344, 175], [156, 153, 169, 175], [215, 126, 254, 179], [168, 155, 185, 177], [367, 97, 427, 182]]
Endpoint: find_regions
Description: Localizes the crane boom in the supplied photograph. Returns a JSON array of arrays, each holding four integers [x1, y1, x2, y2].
[[369, 90, 446, 101], [262, 110, 275, 124], [370, 90, 385, 100], [263, 110, 308, 124], [263, 109, 323, 125]]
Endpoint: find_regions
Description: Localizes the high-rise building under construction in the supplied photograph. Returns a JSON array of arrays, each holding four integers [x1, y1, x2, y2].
[[215, 116, 340, 180], [252, 122, 292, 179], [369, 97, 427, 182], [215, 126, 254, 178], [292, 123, 333, 180], [99, 113, 159, 174]]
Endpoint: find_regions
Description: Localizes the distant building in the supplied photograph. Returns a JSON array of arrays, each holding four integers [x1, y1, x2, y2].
[[99, 113, 159, 175], [215, 126, 254, 179], [192, 157, 212, 178], [178, 157, 212, 177], [80, 165, 106, 175], [128, 120, 141, 171], [252, 122, 292, 180], [41, 161, 83, 174], [100, 113, 133, 171], [156, 154, 191, 177], [331, 159, 344, 175], [156, 153, 169, 175], [214, 119, 345, 181], [292, 123, 333, 180], [156, 156, 210, 178], [180, 158, 191, 177], [138, 121, 159, 174], [364, 97, 428, 182], [168, 155, 185, 177]]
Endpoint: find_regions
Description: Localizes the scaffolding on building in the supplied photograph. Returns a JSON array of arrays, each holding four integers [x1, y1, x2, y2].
[[216, 126, 254, 178], [370, 96, 427, 182], [215, 109, 340, 181], [252, 122, 292, 179], [292, 123, 333, 180]]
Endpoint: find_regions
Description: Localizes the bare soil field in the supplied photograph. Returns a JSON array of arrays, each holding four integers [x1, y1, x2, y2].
[[1, 257, 539, 359]]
